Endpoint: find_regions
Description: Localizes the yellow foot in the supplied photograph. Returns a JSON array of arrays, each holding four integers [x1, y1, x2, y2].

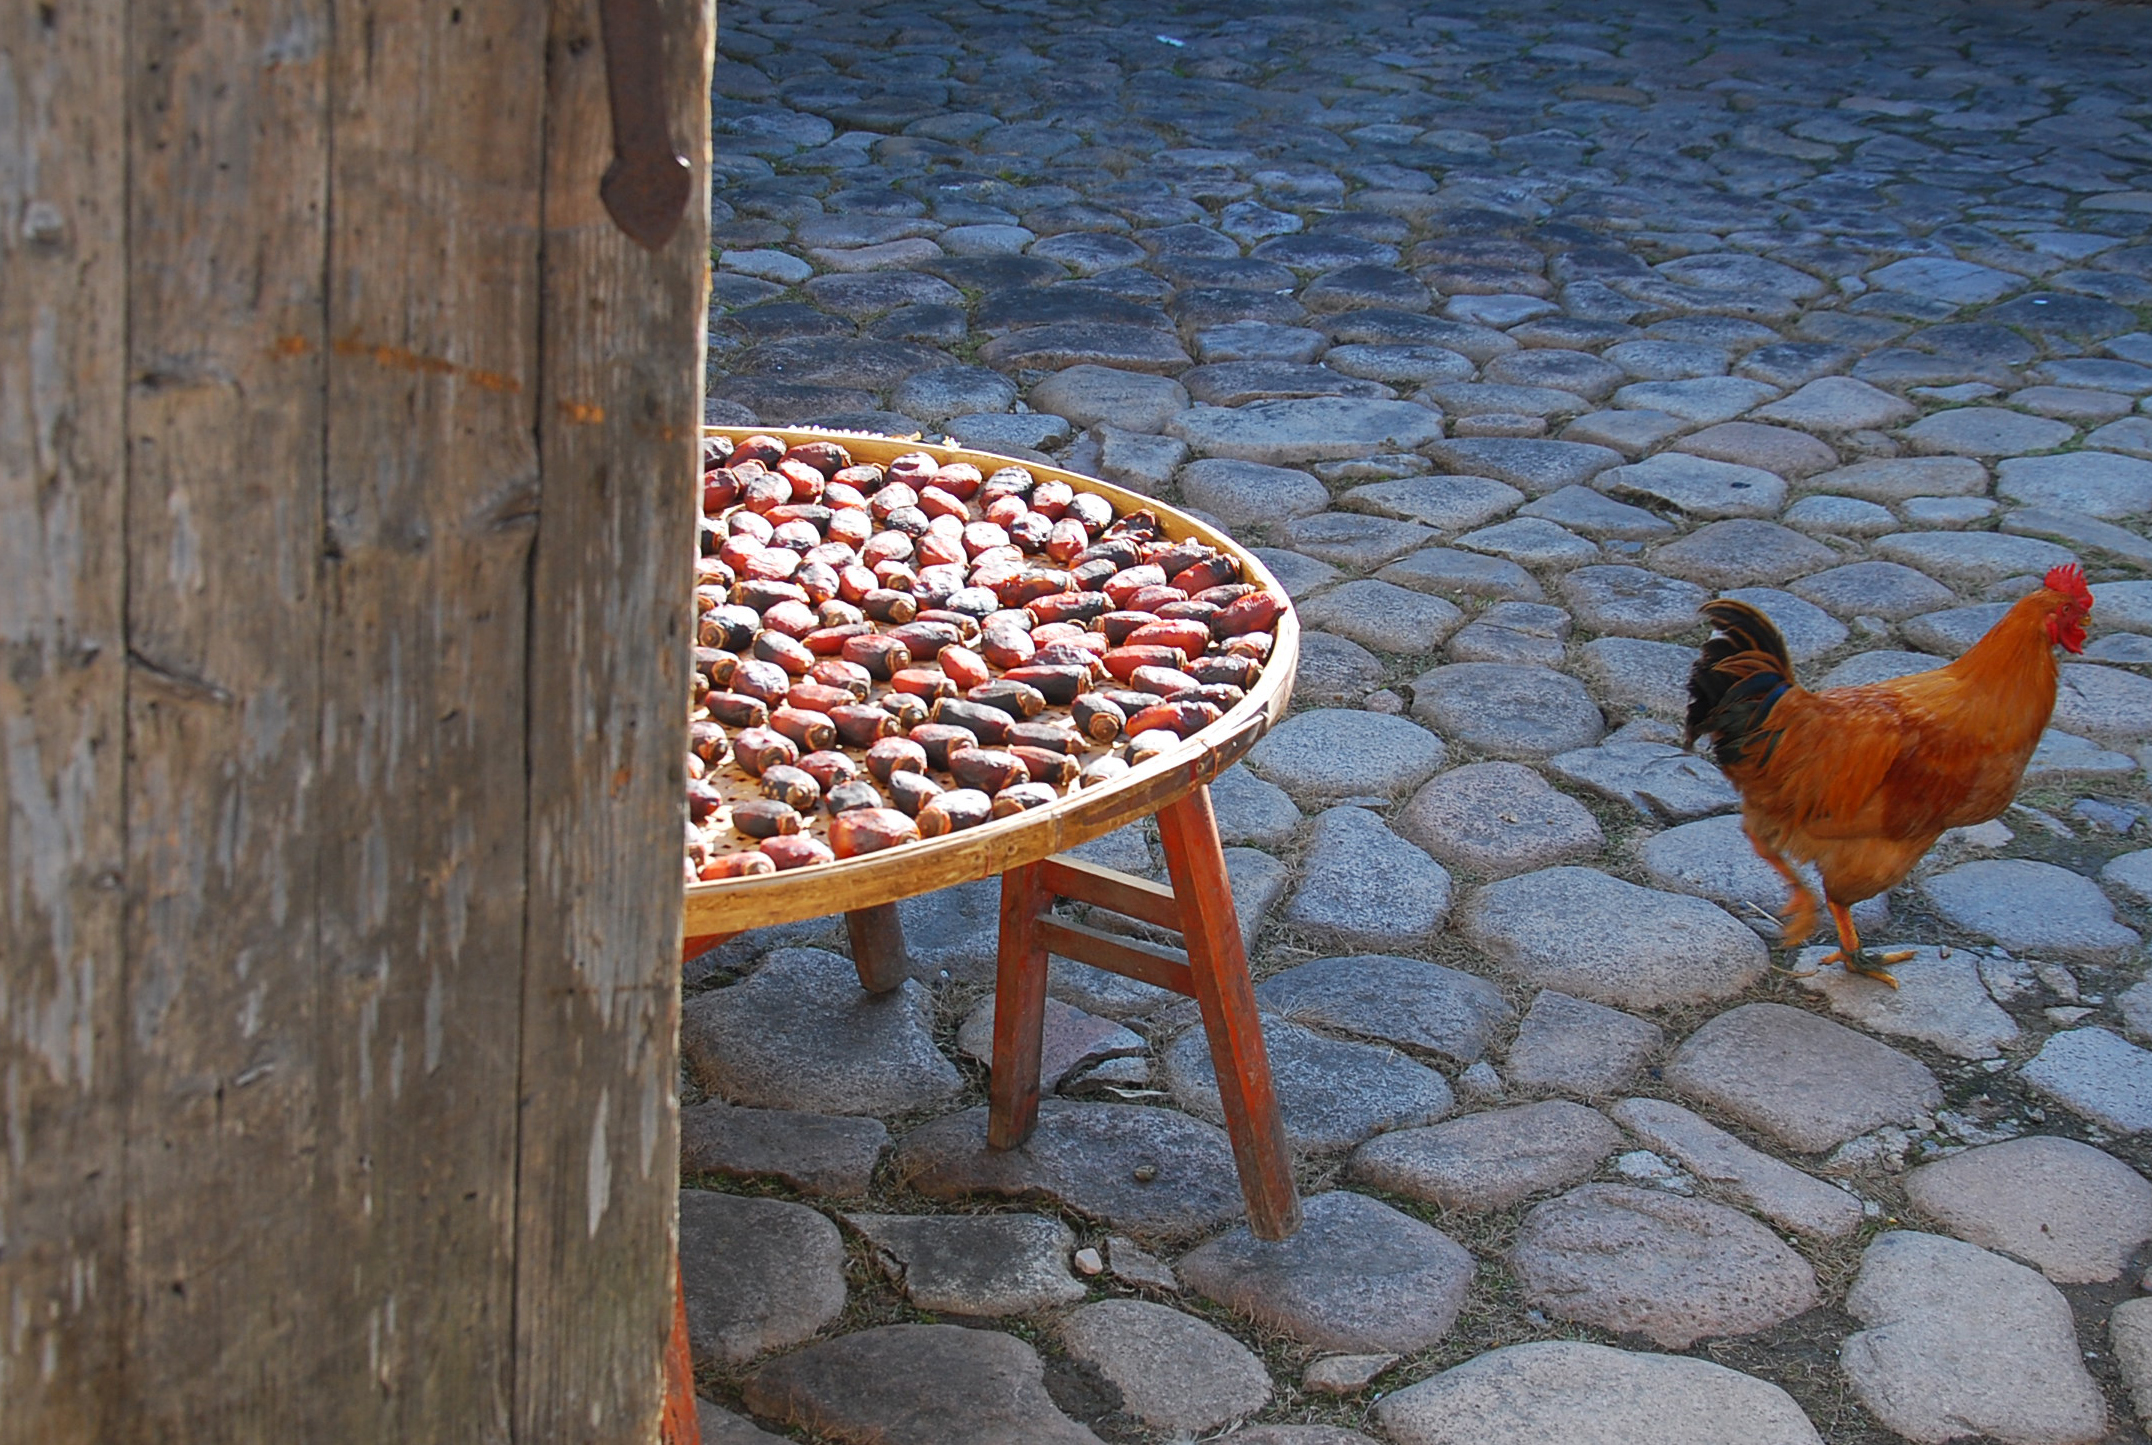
[[1816, 949, 1902, 988]]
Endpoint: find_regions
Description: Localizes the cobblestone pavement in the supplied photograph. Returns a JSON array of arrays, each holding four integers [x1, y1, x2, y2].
[[691, 1, 2152, 1441]]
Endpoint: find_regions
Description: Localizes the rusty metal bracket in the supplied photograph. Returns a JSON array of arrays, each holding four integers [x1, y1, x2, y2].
[[595, 0, 691, 250]]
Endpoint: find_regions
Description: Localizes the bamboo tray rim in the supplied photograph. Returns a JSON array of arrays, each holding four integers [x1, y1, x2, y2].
[[680, 425, 1300, 939]]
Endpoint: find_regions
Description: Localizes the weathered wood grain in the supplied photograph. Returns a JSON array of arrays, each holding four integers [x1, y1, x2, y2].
[[314, 1, 549, 1437], [121, 0, 333, 1432], [0, 2, 130, 1438], [515, 0, 710, 1436]]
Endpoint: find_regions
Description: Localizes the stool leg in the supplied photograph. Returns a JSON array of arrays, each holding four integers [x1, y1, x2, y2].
[[846, 903, 910, 993], [987, 860, 1053, 1150], [658, 1254, 699, 1444], [1158, 784, 1302, 1240]]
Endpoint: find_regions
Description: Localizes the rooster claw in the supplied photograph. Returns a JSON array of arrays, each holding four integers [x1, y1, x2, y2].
[[1816, 948, 1901, 989], [1769, 959, 1819, 980]]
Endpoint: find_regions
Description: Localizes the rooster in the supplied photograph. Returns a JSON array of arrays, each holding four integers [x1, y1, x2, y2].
[[1684, 564, 2093, 987]]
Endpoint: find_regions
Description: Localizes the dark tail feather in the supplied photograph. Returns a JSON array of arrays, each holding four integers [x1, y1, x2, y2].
[[1686, 599, 1796, 766]]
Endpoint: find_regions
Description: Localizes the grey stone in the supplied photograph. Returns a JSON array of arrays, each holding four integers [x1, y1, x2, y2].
[[1409, 663, 1605, 759], [2021, 1029, 2152, 1135], [1325, 344, 1475, 386], [1162, 1015, 1453, 1156], [2105, 849, 2152, 906], [742, 1324, 1104, 1445], [1231, 1430, 1380, 1445], [1599, 453, 1789, 519], [1809, 455, 1990, 502], [1426, 382, 1591, 420], [2091, 580, 2152, 630], [1520, 484, 1676, 540], [1792, 561, 1958, 620], [1785, 494, 1898, 537], [1742, 341, 1861, 389], [956, 996, 1144, 1091], [1484, 348, 1627, 400], [1026, 364, 1190, 433], [1196, 322, 1329, 365], [1840, 1232, 2106, 1445], [1460, 867, 1768, 1009], [1905, 495, 1999, 527], [846, 1212, 1085, 1315], [1179, 1190, 1475, 1353], [898, 878, 1002, 984], [894, 1101, 1245, 1240], [2056, 663, 2152, 744], [1446, 618, 1567, 665], [2027, 729, 2141, 783], [1814, 649, 1945, 690], [1666, 1002, 1941, 1154], [1398, 761, 1604, 878], [1257, 953, 1511, 1066], [1580, 637, 1695, 720], [1225, 847, 1290, 952], [1611, 377, 1782, 426], [1283, 806, 1454, 947], [680, 948, 962, 1115], [1293, 631, 1388, 707], [1717, 588, 1848, 661], [1922, 859, 2141, 962], [679, 1190, 847, 1366], [1421, 438, 1624, 496], [1650, 521, 1837, 590], [1374, 1340, 1826, 1445], [1905, 1135, 2152, 1285], [1871, 256, 2025, 305], [1607, 339, 1732, 380], [1285, 511, 1439, 569], [1302, 1353, 1396, 1396], [1210, 764, 1301, 849], [2003, 508, 2152, 570], [1178, 457, 1329, 526], [1343, 474, 1525, 533], [1380, 547, 1546, 603], [1455, 516, 1597, 566], [1546, 740, 1739, 822], [1562, 408, 1690, 459], [1902, 406, 2077, 458], [1511, 1185, 1819, 1349], [1672, 421, 1842, 479], [697, 1401, 787, 1445], [891, 366, 1017, 424], [1056, 1300, 1272, 1434], [1254, 547, 1343, 599], [1246, 708, 1448, 804], [1752, 376, 1918, 432], [1184, 361, 1395, 407], [1609, 1098, 1864, 1240], [1902, 601, 2010, 656], [2088, 415, 2152, 459], [1169, 398, 1444, 464], [1299, 580, 1464, 654], [943, 411, 1073, 454], [1106, 1234, 1179, 1293], [1642, 814, 1840, 934], [1094, 425, 1188, 494], [1793, 945, 2021, 1060], [2114, 1299, 2152, 1430], [1873, 530, 2076, 589], [1505, 991, 1664, 1097], [1350, 1101, 1621, 1210], [679, 1100, 887, 1197], [1566, 564, 1712, 637], [978, 323, 1191, 375]]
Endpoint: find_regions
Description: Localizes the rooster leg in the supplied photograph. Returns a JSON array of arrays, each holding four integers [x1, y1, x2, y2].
[[1751, 847, 1819, 972], [1813, 901, 1913, 989]]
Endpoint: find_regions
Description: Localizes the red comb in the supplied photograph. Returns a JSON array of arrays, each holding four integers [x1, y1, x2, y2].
[[2045, 563, 2091, 606]]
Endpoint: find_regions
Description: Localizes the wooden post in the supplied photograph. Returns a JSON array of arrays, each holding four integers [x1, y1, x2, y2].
[[0, 0, 714, 1438]]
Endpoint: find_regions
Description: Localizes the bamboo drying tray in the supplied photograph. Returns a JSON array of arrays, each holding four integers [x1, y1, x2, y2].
[[681, 425, 1300, 939]]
